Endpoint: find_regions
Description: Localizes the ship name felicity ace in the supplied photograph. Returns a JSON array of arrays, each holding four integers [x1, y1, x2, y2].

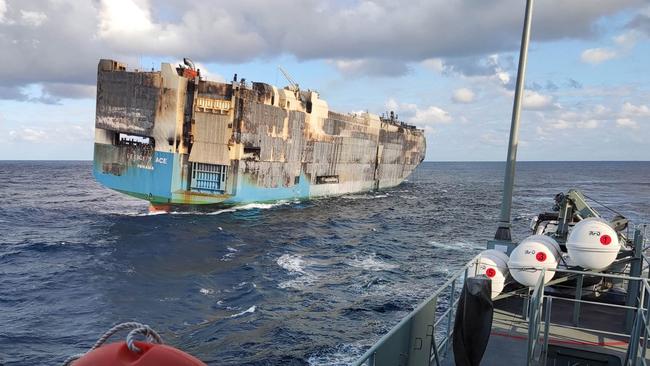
[[92, 59, 426, 209]]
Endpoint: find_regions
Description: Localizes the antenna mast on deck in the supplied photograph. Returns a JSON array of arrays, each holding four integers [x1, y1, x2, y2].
[[494, 0, 535, 241]]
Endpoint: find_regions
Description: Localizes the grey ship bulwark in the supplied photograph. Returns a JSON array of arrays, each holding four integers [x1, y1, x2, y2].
[[93, 59, 426, 207]]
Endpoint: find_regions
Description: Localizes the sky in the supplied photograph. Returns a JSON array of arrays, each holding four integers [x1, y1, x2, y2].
[[0, 0, 649, 161]]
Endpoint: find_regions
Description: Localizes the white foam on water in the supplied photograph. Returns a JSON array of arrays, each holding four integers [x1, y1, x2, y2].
[[342, 193, 389, 200], [230, 305, 256, 318], [121, 210, 167, 217], [125, 200, 294, 217], [199, 288, 215, 295], [206, 201, 290, 215], [428, 240, 476, 251], [277, 254, 319, 289], [277, 254, 307, 274], [348, 253, 399, 271], [221, 246, 239, 261], [399, 194, 418, 200], [307, 343, 367, 366]]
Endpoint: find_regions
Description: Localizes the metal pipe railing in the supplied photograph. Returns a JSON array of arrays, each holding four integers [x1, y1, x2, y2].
[[354, 228, 650, 366], [352, 255, 480, 366]]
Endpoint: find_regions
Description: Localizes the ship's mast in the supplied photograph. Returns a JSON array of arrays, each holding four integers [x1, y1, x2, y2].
[[494, 0, 535, 241]]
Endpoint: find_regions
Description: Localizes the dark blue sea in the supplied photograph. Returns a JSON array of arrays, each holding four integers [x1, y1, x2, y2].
[[0, 161, 648, 365]]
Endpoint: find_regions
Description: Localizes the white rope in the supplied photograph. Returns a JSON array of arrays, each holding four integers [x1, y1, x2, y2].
[[62, 322, 163, 366]]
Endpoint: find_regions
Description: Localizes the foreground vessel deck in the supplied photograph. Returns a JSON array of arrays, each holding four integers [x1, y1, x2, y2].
[[353, 227, 650, 366]]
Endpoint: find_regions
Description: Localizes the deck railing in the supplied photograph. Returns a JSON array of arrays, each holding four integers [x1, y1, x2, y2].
[[353, 227, 649, 366], [351, 255, 479, 366], [526, 268, 547, 365], [626, 278, 650, 365]]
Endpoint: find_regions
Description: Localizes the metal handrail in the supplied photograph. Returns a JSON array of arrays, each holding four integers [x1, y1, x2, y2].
[[527, 269, 546, 365], [353, 229, 650, 366], [352, 255, 480, 366], [627, 278, 650, 365]]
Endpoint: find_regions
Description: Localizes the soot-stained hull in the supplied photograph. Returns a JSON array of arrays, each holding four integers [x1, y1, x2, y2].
[[93, 59, 426, 206]]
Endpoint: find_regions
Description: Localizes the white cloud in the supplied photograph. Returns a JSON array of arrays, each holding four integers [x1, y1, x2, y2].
[[480, 132, 506, 146], [616, 118, 639, 128], [523, 90, 554, 110], [20, 10, 46, 26], [452, 88, 475, 103], [384, 98, 451, 127], [9, 127, 47, 142], [533, 99, 648, 137], [421, 58, 444, 73], [0, 0, 645, 103], [385, 98, 399, 111], [614, 30, 643, 49], [98, 0, 158, 41], [576, 119, 600, 129], [7, 124, 93, 144], [621, 102, 650, 116], [412, 106, 452, 125], [580, 47, 617, 64], [0, 0, 6, 23]]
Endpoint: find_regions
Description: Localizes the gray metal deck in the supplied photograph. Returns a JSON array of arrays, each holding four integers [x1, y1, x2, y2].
[[445, 295, 634, 365]]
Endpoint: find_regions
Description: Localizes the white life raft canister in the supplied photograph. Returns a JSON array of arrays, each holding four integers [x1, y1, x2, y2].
[[508, 235, 561, 287], [566, 217, 620, 270], [468, 249, 510, 299]]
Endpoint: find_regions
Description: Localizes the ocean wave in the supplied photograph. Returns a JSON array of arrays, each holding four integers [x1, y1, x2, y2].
[[347, 253, 398, 271], [199, 288, 215, 295], [220, 246, 239, 261], [277, 254, 318, 289], [342, 193, 390, 200], [277, 254, 307, 274], [230, 305, 256, 318], [119, 200, 294, 217], [428, 240, 477, 251], [307, 343, 367, 366]]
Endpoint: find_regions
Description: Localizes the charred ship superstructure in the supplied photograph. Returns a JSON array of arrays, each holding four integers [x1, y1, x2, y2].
[[93, 59, 426, 207]]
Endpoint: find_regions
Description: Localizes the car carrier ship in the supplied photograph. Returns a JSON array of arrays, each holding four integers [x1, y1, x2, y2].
[[92, 60, 426, 209]]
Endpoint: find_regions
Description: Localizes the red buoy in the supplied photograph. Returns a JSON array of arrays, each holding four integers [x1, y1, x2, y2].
[[72, 341, 206, 366]]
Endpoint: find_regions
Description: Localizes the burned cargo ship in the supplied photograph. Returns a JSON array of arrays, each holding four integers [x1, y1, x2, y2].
[[93, 59, 426, 208]]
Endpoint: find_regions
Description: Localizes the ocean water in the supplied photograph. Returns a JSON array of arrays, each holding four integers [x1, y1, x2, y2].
[[0, 161, 648, 365]]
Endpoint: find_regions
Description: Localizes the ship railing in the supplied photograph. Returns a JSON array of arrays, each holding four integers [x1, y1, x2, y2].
[[353, 229, 649, 366], [627, 274, 650, 365], [517, 226, 650, 365], [351, 255, 480, 366], [520, 267, 649, 366], [526, 268, 548, 365]]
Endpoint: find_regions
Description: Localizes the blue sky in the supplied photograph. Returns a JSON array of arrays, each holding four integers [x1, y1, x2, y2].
[[0, 0, 648, 161]]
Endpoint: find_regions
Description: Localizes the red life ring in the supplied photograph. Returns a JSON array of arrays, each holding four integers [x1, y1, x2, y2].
[[72, 341, 207, 366]]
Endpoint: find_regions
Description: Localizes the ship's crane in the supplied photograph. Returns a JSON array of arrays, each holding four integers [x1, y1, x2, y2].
[[277, 66, 300, 93]]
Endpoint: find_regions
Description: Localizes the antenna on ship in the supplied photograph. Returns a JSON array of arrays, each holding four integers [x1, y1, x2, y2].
[[494, 0, 535, 242]]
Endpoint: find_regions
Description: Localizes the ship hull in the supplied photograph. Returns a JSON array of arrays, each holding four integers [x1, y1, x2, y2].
[[92, 59, 426, 206]]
